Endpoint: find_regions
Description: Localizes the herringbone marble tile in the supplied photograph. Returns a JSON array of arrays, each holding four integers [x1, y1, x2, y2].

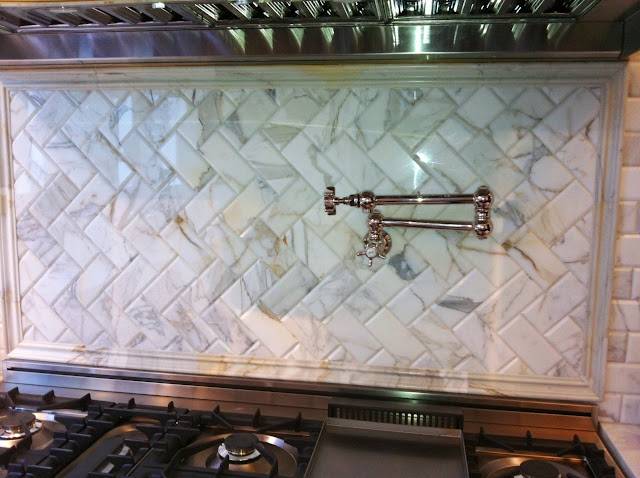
[[11, 85, 602, 377]]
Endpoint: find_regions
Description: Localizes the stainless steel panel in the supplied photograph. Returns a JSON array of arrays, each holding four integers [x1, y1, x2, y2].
[[306, 418, 469, 478], [0, 21, 622, 64]]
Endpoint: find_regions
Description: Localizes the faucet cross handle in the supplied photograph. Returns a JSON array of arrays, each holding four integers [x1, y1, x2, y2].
[[357, 211, 392, 267]]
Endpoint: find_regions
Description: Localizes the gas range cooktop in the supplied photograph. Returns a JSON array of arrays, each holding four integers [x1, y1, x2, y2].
[[0, 385, 621, 478], [0, 388, 322, 477]]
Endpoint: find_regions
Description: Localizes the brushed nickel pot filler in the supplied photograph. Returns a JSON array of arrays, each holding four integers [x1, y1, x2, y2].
[[324, 186, 493, 266]]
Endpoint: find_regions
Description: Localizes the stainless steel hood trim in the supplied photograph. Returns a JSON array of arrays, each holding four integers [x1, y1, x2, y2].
[[0, 22, 625, 65]]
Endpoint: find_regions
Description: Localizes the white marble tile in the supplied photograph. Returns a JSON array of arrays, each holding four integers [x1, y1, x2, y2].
[[122, 217, 176, 272], [16, 213, 63, 266], [304, 90, 361, 150], [62, 92, 112, 149], [502, 226, 569, 288], [220, 90, 278, 148], [44, 132, 95, 189], [522, 273, 587, 333], [12, 132, 60, 187], [138, 92, 192, 148], [140, 176, 196, 232], [53, 290, 103, 343], [222, 179, 277, 235], [508, 134, 574, 197], [183, 176, 235, 232], [351, 90, 409, 150], [325, 134, 384, 191], [284, 220, 340, 279], [49, 214, 99, 268], [555, 134, 598, 193], [178, 92, 235, 149], [409, 311, 471, 368], [282, 304, 339, 360], [201, 299, 256, 355], [436, 117, 475, 151], [392, 89, 456, 149], [458, 235, 520, 288], [545, 317, 584, 370], [200, 132, 256, 193], [66, 174, 116, 229], [14, 172, 42, 217], [25, 92, 74, 146], [33, 252, 82, 305], [365, 308, 427, 366], [302, 264, 361, 320], [84, 214, 137, 270], [143, 258, 197, 312], [202, 218, 256, 274], [182, 259, 237, 314], [120, 132, 171, 189], [453, 313, 516, 372], [87, 295, 142, 347], [369, 135, 428, 191], [100, 91, 152, 146], [102, 174, 155, 229], [605, 363, 640, 394], [326, 306, 383, 363], [627, 333, 640, 363], [29, 173, 78, 228], [21, 290, 68, 342], [18, 250, 45, 294], [460, 133, 525, 200], [431, 269, 495, 328], [615, 236, 640, 267], [608, 332, 628, 363], [221, 261, 279, 316], [533, 89, 600, 153], [457, 87, 505, 129], [499, 316, 563, 374], [240, 303, 298, 357], [106, 256, 156, 310], [550, 226, 591, 284], [260, 263, 318, 317], [241, 220, 298, 276], [80, 132, 133, 188], [125, 296, 180, 349], [475, 271, 542, 329], [160, 216, 215, 274], [10, 92, 37, 138], [163, 298, 216, 352], [414, 135, 476, 194], [160, 133, 215, 190], [71, 254, 118, 307]]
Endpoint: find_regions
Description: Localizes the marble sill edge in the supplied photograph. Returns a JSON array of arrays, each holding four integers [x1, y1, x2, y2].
[[600, 422, 640, 478], [0, 61, 626, 402]]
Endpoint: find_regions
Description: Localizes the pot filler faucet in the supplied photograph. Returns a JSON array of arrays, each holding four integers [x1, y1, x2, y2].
[[324, 186, 493, 266]]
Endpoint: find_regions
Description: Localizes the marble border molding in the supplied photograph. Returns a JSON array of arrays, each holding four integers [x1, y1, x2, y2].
[[0, 62, 627, 401]]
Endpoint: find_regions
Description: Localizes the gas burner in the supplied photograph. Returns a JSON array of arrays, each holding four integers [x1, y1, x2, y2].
[[479, 457, 588, 478], [218, 433, 262, 463], [518, 460, 560, 478], [0, 411, 42, 440]]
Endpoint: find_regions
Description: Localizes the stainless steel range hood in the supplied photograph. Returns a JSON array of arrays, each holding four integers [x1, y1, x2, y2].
[[0, 0, 638, 65]]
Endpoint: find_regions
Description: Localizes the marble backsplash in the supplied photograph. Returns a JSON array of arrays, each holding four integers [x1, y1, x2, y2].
[[10, 84, 603, 381]]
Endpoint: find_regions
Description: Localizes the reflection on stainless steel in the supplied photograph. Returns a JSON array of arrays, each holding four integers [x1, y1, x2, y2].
[[479, 456, 588, 478], [0, 411, 65, 449], [183, 432, 299, 477], [326, 186, 492, 266], [0, 21, 626, 65]]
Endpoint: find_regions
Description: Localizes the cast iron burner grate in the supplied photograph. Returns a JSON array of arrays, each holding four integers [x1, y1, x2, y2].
[[465, 428, 617, 478]]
